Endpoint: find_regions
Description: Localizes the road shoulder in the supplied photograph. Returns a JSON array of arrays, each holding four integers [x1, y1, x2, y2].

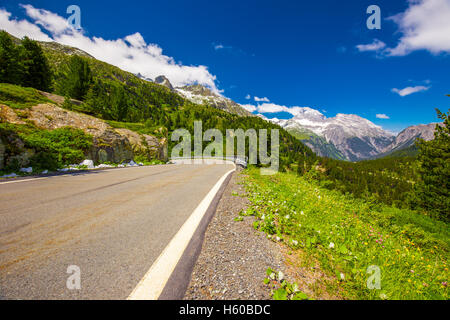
[[183, 170, 286, 300]]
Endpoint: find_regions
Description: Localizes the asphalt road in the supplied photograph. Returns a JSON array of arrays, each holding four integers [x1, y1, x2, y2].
[[0, 163, 234, 300]]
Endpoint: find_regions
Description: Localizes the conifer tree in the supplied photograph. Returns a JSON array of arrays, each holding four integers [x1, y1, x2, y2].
[[20, 37, 52, 91], [56, 55, 92, 100], [415, 106, 450, 220], [0, 31, 20, 85]]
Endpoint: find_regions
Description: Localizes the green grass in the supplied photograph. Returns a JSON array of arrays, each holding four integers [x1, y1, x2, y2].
[[0, 122, 93, 173], [0, 83, 51, 109], [243, 167, 449, 300]]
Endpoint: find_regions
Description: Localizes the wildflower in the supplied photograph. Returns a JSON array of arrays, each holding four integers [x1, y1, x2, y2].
[[292, 240, 298, 246], [442, 282, 448, 287], [379, 293, 388, 300], [285, 215, 290, 220], [329, 242, 335, 249], [340, 273, 345, 280]]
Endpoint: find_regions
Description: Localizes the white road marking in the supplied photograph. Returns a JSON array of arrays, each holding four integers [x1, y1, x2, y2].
[[127, 163, 236, 300]]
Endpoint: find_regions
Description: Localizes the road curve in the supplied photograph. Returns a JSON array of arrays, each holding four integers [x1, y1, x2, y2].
[[0, 163, 234, 300]]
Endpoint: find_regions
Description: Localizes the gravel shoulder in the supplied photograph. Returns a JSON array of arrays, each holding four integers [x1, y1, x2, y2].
[[184, 170, 341, 300], [184, 170, 286, 300]]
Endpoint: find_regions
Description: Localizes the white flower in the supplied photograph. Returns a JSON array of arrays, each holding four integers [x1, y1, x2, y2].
[[340, 273, 345, 280], [285, 215, 290, 220], [278, 271, 284, 281], [292, 240, 298, 246], [329, 242, 335, 249], [276, 236, 281, 242], [300, 211, 305, 215]]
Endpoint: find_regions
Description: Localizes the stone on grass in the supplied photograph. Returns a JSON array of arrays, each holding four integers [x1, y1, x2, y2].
[[79, 160, 95, 169], [1, 173, 17, 178], [20, 167, 33, 173]]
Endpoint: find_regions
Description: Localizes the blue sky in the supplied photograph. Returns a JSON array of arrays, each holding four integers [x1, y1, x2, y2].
[[1, 0, 449, 133]]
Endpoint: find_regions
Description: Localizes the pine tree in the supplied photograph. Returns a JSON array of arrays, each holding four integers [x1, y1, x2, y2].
[[0, 31, 20, 85], [415, 107, 450, 220], [56, 55, 92, 100], [20, 37, 52, 91]]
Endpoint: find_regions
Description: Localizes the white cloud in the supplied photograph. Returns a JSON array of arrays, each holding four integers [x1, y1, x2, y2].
[[386, 0, 450, 56], [254, 96, 270, 102], [392, 86, 430, 96], [245, 94, 251, 100], [240, 104, 257, 112], [356, 39, 386, 52], [376, 114, 390, 119], [214, 44, 224, 50], [0, 5, 220, 93], [0, 8, 51, 41], [257, 103, 286, 113]]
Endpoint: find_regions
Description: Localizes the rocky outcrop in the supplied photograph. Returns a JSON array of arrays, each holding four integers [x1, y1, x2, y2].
[[155, 75, 174, 91], [382, 123, 441, 154], [1, 103, 168, 165]]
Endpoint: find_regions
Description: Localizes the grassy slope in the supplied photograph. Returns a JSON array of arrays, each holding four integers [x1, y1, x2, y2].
[[243, 167, 449, 300]]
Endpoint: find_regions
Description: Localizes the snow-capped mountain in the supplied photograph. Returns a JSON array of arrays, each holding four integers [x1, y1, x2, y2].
[[176, 84, 252, 116], [270, 107, 395, 161]]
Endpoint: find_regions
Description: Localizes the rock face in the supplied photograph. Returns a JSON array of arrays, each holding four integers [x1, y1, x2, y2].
[[0, 103, 168, 166], [155, 75, 174, 91], [382, 123, 440, 154]]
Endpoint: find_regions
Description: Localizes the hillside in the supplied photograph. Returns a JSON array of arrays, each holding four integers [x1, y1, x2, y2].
[[0, 31, 317, 175]]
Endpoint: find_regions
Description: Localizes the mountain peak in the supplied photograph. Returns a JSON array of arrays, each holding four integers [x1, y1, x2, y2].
[[154, 75, 174, 90]]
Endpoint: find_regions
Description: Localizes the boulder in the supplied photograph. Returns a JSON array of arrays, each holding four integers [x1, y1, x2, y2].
[[1, 173, 17, 178], [19, 167, 33, 173], [79, 160, 95, 169]]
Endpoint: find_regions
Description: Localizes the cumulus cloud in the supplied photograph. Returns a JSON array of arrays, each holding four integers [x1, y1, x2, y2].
[[248, 103, 314, 117], [356, 39, 386, 52], [257, 103, 287, 114], [254, 96, 270, 102], [392, 86, 430, 96], [0, 5, 220, 93], [0, 8, 51, 41], [240, 104, 257, 112], [386, 0, 450, 56], [376, 114, 390, 119]]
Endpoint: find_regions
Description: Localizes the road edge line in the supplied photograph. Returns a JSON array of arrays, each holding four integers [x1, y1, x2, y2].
[[127, 163, 236, 300]]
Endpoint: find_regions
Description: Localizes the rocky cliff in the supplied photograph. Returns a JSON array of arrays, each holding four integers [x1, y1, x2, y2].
[[0, 95, 168, 170]]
